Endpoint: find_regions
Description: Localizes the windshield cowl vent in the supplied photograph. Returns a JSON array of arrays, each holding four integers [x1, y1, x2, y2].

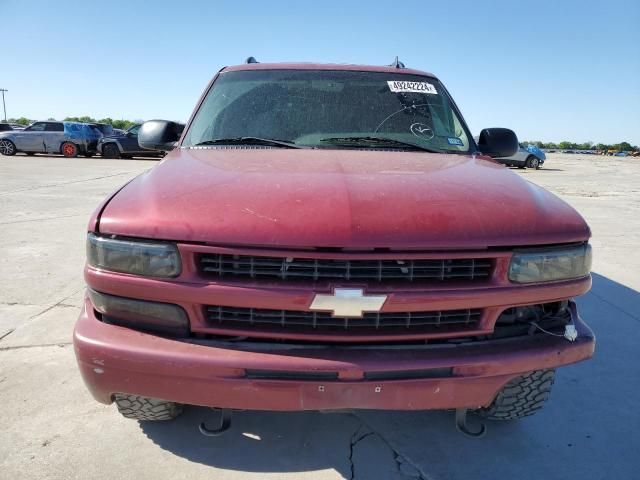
[[187, 145, 275, 150]]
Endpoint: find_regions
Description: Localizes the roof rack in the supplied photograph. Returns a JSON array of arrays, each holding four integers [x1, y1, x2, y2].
[[245, 56, 259, 64], [389, 56, 406, 69]]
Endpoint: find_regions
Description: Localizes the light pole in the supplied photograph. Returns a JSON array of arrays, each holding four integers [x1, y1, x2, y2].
[[0, 89, 7, 122]]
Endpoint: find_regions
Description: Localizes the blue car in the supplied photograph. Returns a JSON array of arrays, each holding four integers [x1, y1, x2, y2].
[[495, 143, 546, 169]]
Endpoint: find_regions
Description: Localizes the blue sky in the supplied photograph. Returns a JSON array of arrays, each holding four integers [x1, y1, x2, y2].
[[2, 0, 639, 144]]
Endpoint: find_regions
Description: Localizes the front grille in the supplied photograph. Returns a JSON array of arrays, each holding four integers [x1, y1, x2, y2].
[[198, 254, 492, 283], [204, 306, 481, 334]]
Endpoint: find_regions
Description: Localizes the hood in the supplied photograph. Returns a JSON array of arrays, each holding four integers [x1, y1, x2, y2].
[[97, 148, 589, 249], [526, 145, 546, 160]]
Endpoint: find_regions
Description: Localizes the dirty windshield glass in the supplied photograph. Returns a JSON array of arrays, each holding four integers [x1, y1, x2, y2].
[[183, 70, 472, 152]]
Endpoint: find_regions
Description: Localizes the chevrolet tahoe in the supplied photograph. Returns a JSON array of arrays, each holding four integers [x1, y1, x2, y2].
[[73, 60, 594, 436]]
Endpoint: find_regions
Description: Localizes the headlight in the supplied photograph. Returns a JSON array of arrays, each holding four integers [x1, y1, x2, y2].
[[509, 244, 591, 283], [87, 233, 181, 277]]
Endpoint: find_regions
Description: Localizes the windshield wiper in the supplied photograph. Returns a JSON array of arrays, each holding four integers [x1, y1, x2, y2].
[[320, 136, 443, 153], [193, 137, 305, 149]]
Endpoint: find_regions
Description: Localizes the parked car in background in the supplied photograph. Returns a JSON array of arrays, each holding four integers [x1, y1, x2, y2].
[[0, 121, 102, 157], [90, 123, 115, 137], [98, 123, 182, 158], [0, 123, 14, 132], [495, 143, 546, 169], [8, 123, 26, 130]]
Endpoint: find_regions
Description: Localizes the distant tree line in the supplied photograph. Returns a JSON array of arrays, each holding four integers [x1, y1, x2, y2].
[[63, 116, 139, 130], [524, 140, 638, 152], [5, 116, 139, 130]]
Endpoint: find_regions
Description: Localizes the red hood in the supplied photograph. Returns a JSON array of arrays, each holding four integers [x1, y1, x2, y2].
[[97, 148, 590, 249]]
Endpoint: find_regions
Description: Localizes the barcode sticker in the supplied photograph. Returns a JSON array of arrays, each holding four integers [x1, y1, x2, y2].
[[387, 81, 438, 94]]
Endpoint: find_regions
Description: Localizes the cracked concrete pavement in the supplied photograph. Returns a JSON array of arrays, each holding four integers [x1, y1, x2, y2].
[[1, 153, 639, 479]]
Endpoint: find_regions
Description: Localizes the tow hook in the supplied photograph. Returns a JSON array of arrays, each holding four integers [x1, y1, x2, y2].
[[199, 408, 232, 436], [455, 408, 487, 438]]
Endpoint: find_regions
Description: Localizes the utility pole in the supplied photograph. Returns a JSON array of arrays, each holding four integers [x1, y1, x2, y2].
[[0, 89, 7, 122]]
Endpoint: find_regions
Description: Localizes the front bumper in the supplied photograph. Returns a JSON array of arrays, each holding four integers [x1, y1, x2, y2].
[[74, 297, 594, 411]]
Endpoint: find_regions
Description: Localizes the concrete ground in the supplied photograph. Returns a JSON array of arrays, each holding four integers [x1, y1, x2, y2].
[[0, 153, 638, 479]]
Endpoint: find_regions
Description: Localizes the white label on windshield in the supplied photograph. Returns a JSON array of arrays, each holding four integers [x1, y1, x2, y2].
[[387, 81, 437, 94]]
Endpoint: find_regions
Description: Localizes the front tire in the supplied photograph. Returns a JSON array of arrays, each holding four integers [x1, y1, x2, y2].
[[114, 394, 183, 421], [61, 142, 78, 158], [475, 369, 555, 420], [102, 143, 120, 159], [0, 139, 16, 156], [526, 156, 541, 169]]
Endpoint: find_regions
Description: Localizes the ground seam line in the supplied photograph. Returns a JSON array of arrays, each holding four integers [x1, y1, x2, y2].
[[352, 413, 431, 480]]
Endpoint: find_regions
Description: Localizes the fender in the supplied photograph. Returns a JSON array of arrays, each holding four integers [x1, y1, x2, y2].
[[102, 139, 125, 153]]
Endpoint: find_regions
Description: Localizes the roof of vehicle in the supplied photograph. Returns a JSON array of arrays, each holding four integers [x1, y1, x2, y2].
[[28, 120, 96, 125], [222, 62, 437, 78]]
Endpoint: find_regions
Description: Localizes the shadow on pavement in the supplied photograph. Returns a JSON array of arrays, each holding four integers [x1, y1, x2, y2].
[[140, 272, 639, 480], [141, 408, 362, 477], [508, 166, 565, 172]]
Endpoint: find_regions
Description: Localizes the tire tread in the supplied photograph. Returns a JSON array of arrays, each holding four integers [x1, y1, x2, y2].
[[114, 394, 183, 421], [475, 369, 555, 420]]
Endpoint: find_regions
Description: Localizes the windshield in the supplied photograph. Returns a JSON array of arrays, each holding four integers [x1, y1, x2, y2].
[[183, 70, 473, 153]]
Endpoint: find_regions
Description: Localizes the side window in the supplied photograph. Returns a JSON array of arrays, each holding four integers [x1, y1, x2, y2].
[[46, 123, 64, 132], [128, 125, 140, 136], [27, 122, 46, 132], [64, 124, 80, 134]]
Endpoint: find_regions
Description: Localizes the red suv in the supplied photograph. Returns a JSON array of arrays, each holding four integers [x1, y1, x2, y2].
[[74, 61, 594, 435]]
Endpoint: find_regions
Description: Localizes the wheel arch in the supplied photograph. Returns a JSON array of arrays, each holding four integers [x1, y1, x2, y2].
[[0, 138, 18, 154], [104, 140, 124, 153]]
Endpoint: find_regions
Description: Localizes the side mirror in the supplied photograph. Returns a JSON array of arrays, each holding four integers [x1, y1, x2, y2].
[[138, 120, 182, 151], [477, 128, 518, 158]]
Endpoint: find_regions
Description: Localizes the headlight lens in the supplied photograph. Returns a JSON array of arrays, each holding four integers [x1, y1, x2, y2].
[[87, 233, 181, 277], [509, 244, 591, 283]]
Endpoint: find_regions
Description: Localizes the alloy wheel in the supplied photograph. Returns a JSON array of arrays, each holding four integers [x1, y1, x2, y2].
[[0, 139, 16, 155], [62, 142, 78, 158]]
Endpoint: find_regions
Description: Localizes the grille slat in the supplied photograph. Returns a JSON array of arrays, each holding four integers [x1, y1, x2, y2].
[[204, 306, 482, 333], [199, 254, 492, 283]]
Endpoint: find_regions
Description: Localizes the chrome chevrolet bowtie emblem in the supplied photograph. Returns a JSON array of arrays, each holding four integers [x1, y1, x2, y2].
[[309, 288, 387, 318]]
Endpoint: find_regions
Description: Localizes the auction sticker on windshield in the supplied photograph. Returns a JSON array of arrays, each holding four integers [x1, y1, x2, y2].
[[387, 81, 437, 94]]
